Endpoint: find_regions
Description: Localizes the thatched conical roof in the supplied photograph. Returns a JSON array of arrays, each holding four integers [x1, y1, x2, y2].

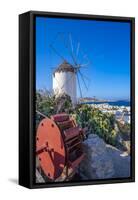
[[53, 61, 75, 74]]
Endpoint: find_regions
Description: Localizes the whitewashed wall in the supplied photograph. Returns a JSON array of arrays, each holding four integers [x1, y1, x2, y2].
[[53, 71, 77, 104]]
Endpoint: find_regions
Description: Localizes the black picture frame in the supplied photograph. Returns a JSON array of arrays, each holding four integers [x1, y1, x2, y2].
[[19, 10, 135, 189]]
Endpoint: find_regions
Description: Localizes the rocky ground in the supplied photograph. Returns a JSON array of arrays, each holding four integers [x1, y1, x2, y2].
[[106, 144, 130, 178], [78, 134, 130, 180], [36, 133, 130, 183]]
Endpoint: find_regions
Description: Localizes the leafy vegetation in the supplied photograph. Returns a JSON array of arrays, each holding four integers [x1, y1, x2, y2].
[[73, 104, 117, 146], [116, 121, 131, 152], [36, 90, 73, 125], [36, 90, 130, 150], [36, 90, 55, 117], [117, 121, 130, 139]]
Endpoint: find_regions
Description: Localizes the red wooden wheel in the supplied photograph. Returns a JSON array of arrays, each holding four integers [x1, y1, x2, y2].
[[36, 118, 66, 180]]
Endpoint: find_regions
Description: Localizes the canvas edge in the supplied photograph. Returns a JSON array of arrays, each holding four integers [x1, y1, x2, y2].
[[19, 11, 135, 189]]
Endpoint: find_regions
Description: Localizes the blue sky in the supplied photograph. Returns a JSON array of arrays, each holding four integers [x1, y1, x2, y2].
[[36, 17, 130, 100]]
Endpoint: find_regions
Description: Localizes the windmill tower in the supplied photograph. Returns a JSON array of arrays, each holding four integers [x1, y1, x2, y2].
[[53, 61, 77, 104], [50, 33, 90, 105]]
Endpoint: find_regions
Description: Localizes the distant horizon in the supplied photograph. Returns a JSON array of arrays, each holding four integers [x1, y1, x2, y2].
[[36, 87, 130, 101], [36, 17, 131, 100]]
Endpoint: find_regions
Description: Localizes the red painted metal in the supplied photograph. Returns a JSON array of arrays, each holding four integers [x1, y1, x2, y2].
[[36, 113, 85, 180], [69, 153, 85, 169], [36, 118, 66, 180], [64, 127, 80, 140], [51, 113, 69, 122]]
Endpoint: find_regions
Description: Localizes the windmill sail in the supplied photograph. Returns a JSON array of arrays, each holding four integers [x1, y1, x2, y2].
[[50, 33, 91, 104]]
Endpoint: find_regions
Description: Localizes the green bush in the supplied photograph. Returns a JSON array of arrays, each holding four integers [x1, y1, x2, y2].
[[74, 104, 118, 146], [36, 91, 125, 148], [117, 121, 130, 140], [36, 90, 73, 121], [36, 90, 55, 117]]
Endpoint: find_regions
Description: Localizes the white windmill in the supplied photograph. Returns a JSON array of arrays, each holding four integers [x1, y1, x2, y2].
[[50, 33, 90, 105], [53, 61, 77, 104]]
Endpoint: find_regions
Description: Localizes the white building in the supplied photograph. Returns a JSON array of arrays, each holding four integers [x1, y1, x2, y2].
[[53, 61, 77, 105], [115, 111, 130, 124]]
